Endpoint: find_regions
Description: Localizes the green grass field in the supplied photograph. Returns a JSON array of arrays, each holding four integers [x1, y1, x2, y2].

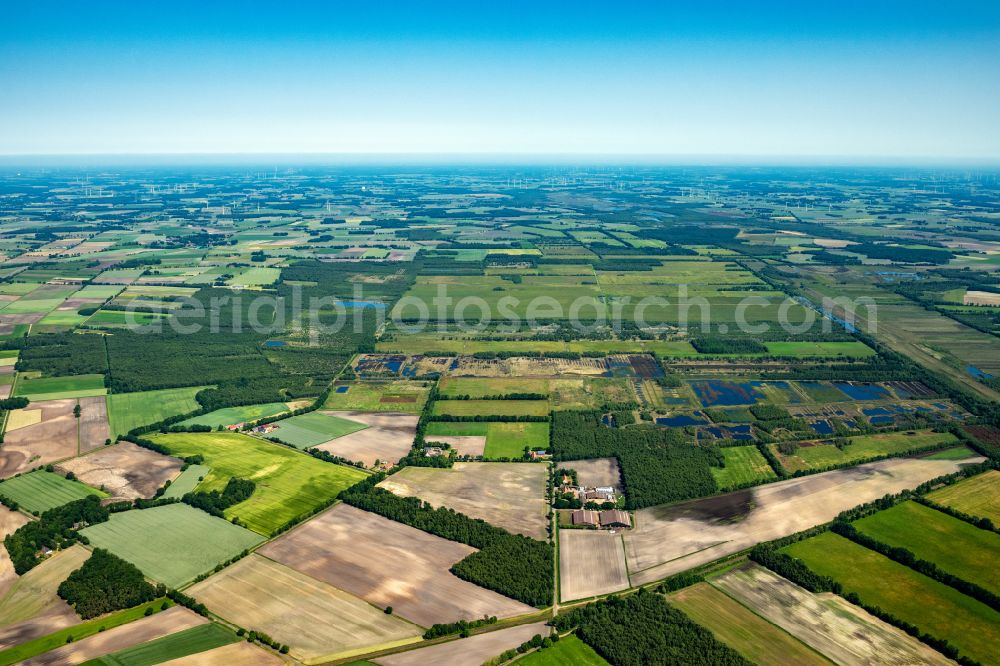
[[772, 431, 959, 473], [269, 411, 368, 449], [425, 422, 489, 438], [853, 501, 1000, 595], [178, 402, 290, 428], [108, 386, 208, 437], [0, 599, 172, 666], [148, 432, 367, 535], [13, 373, 106, 398], [323, 381, 431, 413], [925, 470, 1000, 524], [0, 470, 107, 513], [432, 399, 550, 417], [87, 622, 238, 666], [514, 635, 608, 666], [921, 445, 978, 460], [710, 446, 778, 489], [763, 341, 875, 358], [227, 266, 280, 287], [160, 464, 209, 499], [484, 422, 550, 458], [783, 532, 1000, 665], [80, 504, 265, 588], [438, 377, 550, 397], [668, 582, 829, 666]]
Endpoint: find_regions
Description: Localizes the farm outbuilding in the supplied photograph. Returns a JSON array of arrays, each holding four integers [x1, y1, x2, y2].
[[571, 509, 599, 527], [600, 509, 631, 528]]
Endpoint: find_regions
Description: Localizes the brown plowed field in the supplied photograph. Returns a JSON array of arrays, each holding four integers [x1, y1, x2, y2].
[[57, 441, 184, 501], [0, 399, 78, 478]]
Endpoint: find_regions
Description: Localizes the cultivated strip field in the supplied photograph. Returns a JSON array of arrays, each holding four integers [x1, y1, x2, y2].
[[374, 621, 551, 666], [567, 457, 622, 490], [667, 582, 831, 666], [107, 386, 206, 437], [0, 508, 29, 601], [156, 641, 286, 666], [0, 470, 106, 514], [712, 563, 953, 666], [925, 468, 1000, 523], [57, 441, 184, 501], [623, 454, 984, 584], [0, 545, 87, 650], [0, 399, 78, 478], [160, 464, 209, 499], [189, 554, 421, 664], [378, 462, 548, 540], [77, 396, 112, 453], [268, 411, 367, 449], [20, 606, 207, 666], [559, 529, 629, 602], [80, 504, 265, 588], [260, 503, 534, 626], [316, 411, 419, 467], [148, 432, 366, 535]]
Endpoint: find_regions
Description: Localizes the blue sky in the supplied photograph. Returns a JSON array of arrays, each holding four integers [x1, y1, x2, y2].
[[2, 1, 998, 160]]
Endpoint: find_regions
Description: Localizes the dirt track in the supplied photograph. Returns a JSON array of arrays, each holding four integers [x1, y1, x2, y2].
[[57, 441, 183, 501], [260, 503, 534, 627], [624, 455, 985, 584], [316, 411, 417, 467]]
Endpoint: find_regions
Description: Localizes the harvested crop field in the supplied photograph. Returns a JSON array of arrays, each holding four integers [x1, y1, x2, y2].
[[0, 545, 87, 650], [429, 435, 487, 456], [713, 563, 952, 666], [567, 457, 622, 490], [0, 399, 78, 479], [315, 411, 418, 467], [77, 396, 111, 453], [189, 554, 421, 664], [374, 621, 551, 666], [260, 503, 534, 627], [0, 507, 29, 601], [156, 640, 286, 666], [623, 454, 984, 584], [20, 606, 207, 666], [80, 503, 265, 588], [377, 462, 548, 539], [0, 470, 105, 514], [667, 581, 830, 666], [57, 441, 184, 501], [268, 411, 368, 449], [559, 529, 629, 602], [925, 469, 1000, 524]]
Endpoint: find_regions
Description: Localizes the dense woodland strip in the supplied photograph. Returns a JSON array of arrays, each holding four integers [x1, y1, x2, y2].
[[339, 473, 553, 607], [57, 548, 159, 619]]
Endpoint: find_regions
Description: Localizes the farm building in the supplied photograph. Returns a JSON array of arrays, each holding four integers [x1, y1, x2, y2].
[[571, 509, 599, 527], [600, 509, 631, 528]]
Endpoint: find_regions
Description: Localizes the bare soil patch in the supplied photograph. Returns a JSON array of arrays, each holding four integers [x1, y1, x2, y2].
[[158, 641, 287, 666], [315, 411, 418, 467], [259, 503, 534, 627], [0, 507, 30, 601], [624, 455, 984, 584], [77, 396, 111, 453], [375, 622, 550, 666], [566, 457, 622, 491], [559, 530, 629, 602], [189, 554, 420, 664], [377, 462, 548, 540], [0, 399, 78, 479], [430, 435, 487, 457], [964, 290, 1000, 306], [57, 441, 183, 501], [713, 563, 952, 666], [21, 606, 207, 666]]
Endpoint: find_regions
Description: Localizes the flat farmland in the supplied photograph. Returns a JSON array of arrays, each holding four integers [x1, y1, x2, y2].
[[19, 606, 206, 666], [567, 457, 622, 490], [784, 532, 1000, 665], [108, 386, 207, 437], [667, 582, 830, 666], [160, 464, 209, 499], [260, 503, 534, 627], [315, 411, 418, 467], [0, 470, 106, 514], [269, 411, 368, 449], [0, 399, 78, 479], [925, 469, 1000, 523], [0, 545, 87, 650], [713, 563, 953, 666], [853, 500, 1000, 594], [559, 530, 629, 602], [0, 507, 29, 601], [80, 503, 265, 588], [77, 396, 111, 453], [13, 374, 106, 400], [88, 623, 237, 666], [178, 402, 290, 428], [374, 622, 551, 666], [771, 430, 959, 473], [432, 400, 550, 417], [378, 462, 548, 539], [485, 422, 549, 458], [188, 554, 421, 664], [623, 454, 984, 585], [763, 341, 874, 358], [710, 446, 777, 489], [323, 381, 431, 413], [147, 432, 366, 535], [549, 378, 636, 411], [154, 641, 285, 666], [439, 377, 550, 397], [57, 441, 184, 501]]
